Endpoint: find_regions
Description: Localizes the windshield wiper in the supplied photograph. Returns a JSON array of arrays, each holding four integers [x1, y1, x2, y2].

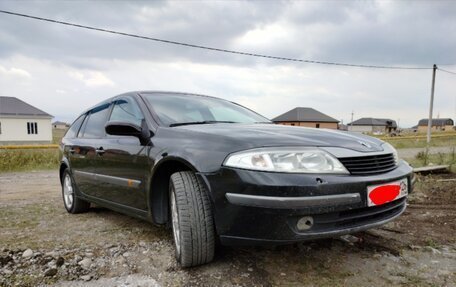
[[169, 121, 237, 127]]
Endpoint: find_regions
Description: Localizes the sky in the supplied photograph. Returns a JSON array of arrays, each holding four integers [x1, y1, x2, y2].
[[0, 1, 455, 128]]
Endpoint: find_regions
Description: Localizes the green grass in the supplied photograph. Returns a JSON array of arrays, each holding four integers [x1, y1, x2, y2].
[[0, 129, 66, 173], [405, 150, 456, 172], [0, 148, 60, 172], [52, 128, 66, 144], [425, 238, 441, 249], [383, 136, 456, 149]]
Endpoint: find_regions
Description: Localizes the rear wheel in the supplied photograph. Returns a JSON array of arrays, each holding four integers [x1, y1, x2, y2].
[[169, 171, 215, 267], [61, 169, 90, 214]]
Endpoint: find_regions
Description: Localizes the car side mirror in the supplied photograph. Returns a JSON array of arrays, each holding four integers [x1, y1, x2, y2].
[[105, 120, 152, 145]]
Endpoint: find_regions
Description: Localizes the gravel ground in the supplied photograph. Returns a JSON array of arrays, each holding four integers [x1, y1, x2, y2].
[[0, 170, 455, 287]]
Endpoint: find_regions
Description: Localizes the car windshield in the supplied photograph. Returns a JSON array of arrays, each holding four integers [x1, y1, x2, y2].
[[143, 93, 271, 126]]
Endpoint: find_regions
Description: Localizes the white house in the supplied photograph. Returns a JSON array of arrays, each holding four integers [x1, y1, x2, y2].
[[0, 97, 53, 145]]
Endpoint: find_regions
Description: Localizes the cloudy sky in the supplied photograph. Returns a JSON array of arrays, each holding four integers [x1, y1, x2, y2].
[[0, 1, 455, 127]]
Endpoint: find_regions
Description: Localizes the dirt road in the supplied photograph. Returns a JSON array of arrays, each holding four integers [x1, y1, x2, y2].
[[0, 170, 455, 286]]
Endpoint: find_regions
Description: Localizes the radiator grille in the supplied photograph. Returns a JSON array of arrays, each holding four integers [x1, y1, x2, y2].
[[339, 153, 397, 175]]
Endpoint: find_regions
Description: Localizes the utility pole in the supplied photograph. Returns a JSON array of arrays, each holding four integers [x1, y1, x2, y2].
[[426, 64, 437, 144], [350, 111, 354, 131]]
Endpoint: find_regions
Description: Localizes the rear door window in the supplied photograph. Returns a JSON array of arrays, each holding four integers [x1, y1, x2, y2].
[[81, 104, 111, 138], [65, 115, 85, 138]]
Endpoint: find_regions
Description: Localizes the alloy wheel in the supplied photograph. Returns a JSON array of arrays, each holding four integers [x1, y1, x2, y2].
[[63, 174, 74, 209], [170, 188, 181, 257]]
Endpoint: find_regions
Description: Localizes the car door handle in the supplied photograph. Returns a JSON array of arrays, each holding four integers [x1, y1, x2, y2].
[[95, 147, 105, 155]]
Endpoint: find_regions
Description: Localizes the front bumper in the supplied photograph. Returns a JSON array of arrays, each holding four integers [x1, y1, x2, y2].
[[200, 161, 414, 245]]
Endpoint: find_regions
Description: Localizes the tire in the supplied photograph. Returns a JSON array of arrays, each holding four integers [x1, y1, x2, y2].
[[169, 171, 215, 267], [61, 169, 90, 214]]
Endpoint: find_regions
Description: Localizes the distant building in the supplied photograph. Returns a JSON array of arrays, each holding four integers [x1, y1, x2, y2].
[[272, 107, 339, 129], [417, 118, 454, 132], [338, 123, 349, 131], [53, 121, 69, 130], [0, 97, 53, 145], [348, 118, 397, 134]]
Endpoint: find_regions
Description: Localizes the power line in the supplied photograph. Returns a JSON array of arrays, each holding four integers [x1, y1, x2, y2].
[[435, 63, 456, 66], [0, 9, 433, 70], [438, 67, 456, 75]]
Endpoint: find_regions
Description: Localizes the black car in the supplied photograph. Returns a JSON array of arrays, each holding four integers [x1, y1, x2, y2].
[[60, 91, 413, 267]]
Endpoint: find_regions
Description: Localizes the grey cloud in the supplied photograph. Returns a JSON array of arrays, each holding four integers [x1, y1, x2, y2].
[[285, 1, 373, 25], [1, 1, 455, 68], [0, 1, 286, 68], [285, 2, 456, 66]]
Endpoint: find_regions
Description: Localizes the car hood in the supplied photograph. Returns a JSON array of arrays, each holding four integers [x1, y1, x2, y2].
[[175, 123, 385, 153]]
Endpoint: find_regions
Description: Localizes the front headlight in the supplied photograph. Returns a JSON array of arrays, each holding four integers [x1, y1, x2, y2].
[[223, 148, 349, 174], [382, 142, 399, 165]]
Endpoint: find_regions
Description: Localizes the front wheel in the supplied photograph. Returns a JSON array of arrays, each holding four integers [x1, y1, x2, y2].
[[61, 169, 90, 214], [169, 171, 215, 267]]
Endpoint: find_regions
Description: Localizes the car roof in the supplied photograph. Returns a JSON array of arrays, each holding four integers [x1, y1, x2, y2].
[[80, 91, 227, 116], [138, 91, 223, 101]]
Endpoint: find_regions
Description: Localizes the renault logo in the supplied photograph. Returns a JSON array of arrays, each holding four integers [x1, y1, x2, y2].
[[358, 140, 372, 148]]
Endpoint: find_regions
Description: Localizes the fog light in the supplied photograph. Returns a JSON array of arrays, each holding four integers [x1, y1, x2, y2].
[[297, 216, 314, 231]]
